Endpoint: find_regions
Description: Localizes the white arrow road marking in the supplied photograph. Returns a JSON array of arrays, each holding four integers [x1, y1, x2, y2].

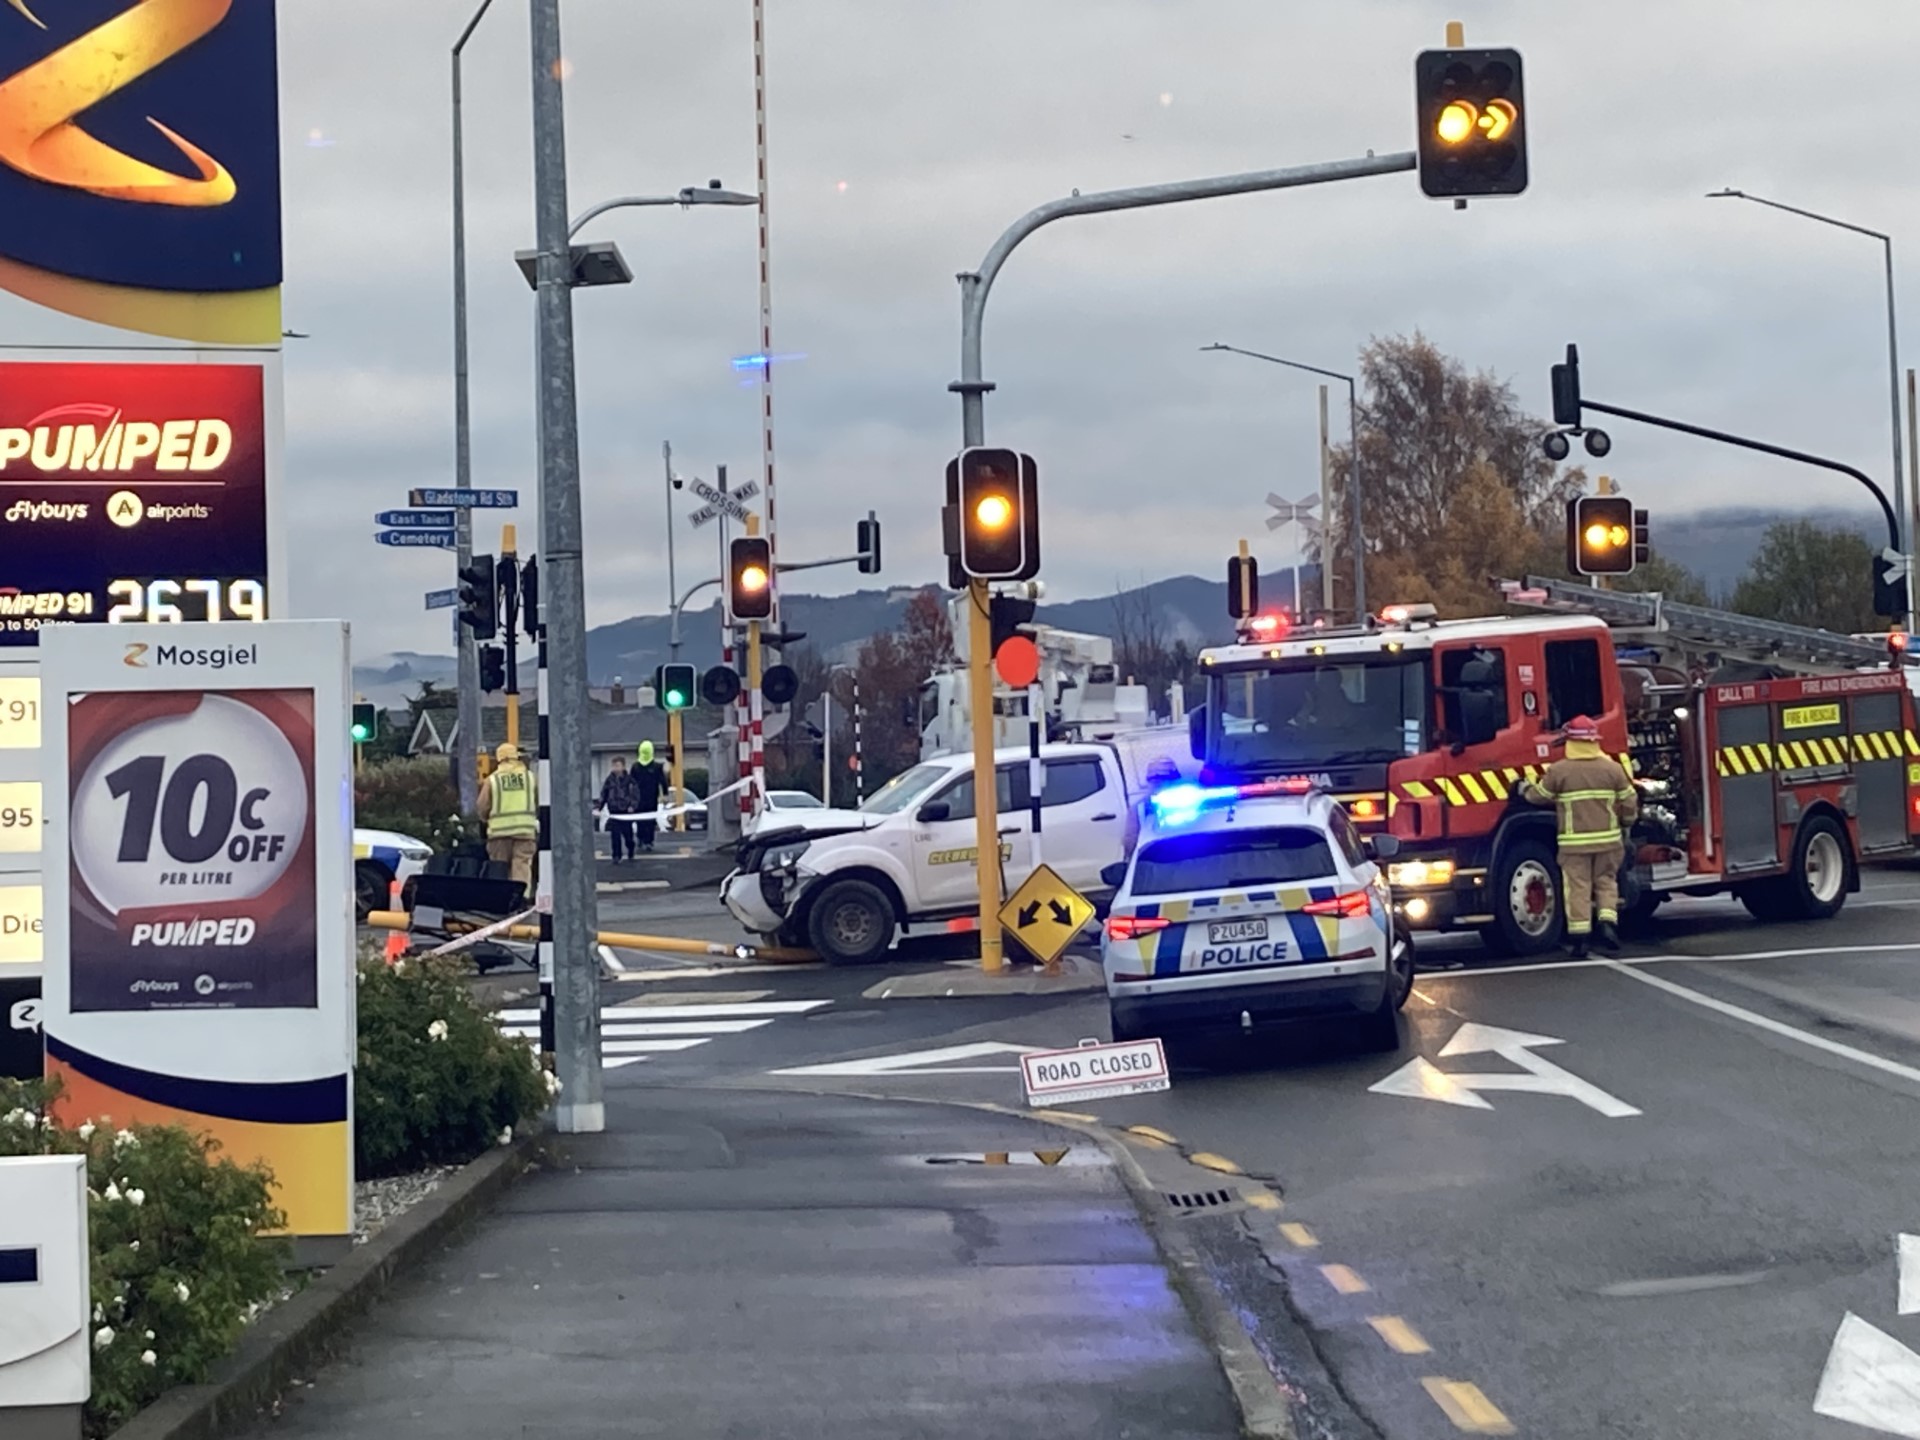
[[1901, 1235, 1920, 1317], [494, 1000, 831, 1070], [769, 1041, 1043, 1077], [1369, 1023, 1640, 1118], [1815, 1313, 1920, 1437]]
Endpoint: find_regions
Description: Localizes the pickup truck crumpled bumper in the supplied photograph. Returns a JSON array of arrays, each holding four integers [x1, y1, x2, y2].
[[722, 866, 801, 937]]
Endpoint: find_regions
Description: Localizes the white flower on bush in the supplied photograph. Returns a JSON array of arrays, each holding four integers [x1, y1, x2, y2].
[[427, 1019, 450, 1042], [175, 1281, 191, 1303], [103, 1181, 122, 1202], [114, 1129, 138, 1150], [498, 1127, 513, 1146], [76, 1121, 96, 1141], [3, 1107, 36, 1126], [93, 1327, 115, 1350], [144, 1330, 154, 1341], [128, 1240, 140, 1252], [93, 1304, 104, 1323], [126, 1188, 145, 1207], [141, 1349, 157, 1367], [543, 1071, 562, 1096]]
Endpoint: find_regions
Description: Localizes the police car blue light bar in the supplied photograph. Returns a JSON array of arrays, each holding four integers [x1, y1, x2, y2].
[[1148, 774, 1317, 825]]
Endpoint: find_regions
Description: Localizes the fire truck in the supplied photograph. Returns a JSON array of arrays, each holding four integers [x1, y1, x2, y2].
[[1189, 576, 1920, 955]]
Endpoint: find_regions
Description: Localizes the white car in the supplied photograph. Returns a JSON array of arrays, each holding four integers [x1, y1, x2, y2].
[[743, 789, 826, 835], [1100, 776, 1412, 1049], [353, 827, 434, 920]]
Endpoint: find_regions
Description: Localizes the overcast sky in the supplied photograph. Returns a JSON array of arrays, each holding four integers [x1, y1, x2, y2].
[[10, 0, 1920, 660]]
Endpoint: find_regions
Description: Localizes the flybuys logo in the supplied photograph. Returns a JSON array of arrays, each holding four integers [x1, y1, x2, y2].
[[0, 0, 239, 207], [4, 500, 85, 521], [0, 406, 233, 474]]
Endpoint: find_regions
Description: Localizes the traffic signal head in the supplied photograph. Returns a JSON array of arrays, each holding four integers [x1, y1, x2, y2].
[[1568, 495, 1636, 575], [1416, 46, 1527, 198], [350, 702, 377, 744], [989, 593, 1037, 655], [947, 447, 1039, 582], [657, 663, 696, 711], [1227, 555, 1259, 619], [458, 553, 498, 639], [520, 556, 539, 637], [857, 515, 882, 575], [478, 645, 506, 694], [1874, 551, 1909, 619], [729, 537, 774, 620], [1549, 343, 1581, 428]]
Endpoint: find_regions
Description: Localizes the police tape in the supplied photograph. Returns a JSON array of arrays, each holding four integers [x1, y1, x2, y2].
[[423, 907, 539, 958], [602, 774, 757, 824]]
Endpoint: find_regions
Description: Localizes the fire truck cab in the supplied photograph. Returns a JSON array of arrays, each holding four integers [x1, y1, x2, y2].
[[1193, 602, 1920, 955]]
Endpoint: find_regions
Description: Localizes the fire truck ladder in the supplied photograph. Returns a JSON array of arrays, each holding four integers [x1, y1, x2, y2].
[[1501, 575, 1900, 674]]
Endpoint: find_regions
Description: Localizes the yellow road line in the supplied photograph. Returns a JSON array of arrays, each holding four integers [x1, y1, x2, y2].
[[1031, 1109, 1099, 1123], [1421, 1378, 1514, 1434], [1367, 1315, 1432, 1354], [1126, 1124, 1179, 1147], [1279, 1222, 1318, 1248], [1320, 1263, 1371, 1295], [1190, 1152, 1243, 1175], [1242, 1190, 1283, 1211]]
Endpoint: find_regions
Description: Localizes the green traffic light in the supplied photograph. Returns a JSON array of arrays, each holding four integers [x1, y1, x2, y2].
[[351, 724, 371, 743], [665, 689, 687, 709]]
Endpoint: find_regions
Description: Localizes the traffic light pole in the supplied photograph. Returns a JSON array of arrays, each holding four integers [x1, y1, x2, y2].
[[950, 148, 1415, 972], [500, 525, 521, 750], [1574, 396, 1901, 560]]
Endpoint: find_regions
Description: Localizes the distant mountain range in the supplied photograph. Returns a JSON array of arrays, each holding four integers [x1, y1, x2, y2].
[[350, 505, 1880, 707]]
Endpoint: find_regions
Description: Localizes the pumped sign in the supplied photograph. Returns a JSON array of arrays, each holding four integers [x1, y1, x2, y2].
[[0, 361, 268, 643]]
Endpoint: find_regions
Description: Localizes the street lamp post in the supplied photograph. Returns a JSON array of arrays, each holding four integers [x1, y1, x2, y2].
[[1202, 343, 1366, 619], [449, 0, 498, 813], [1708, 187, 1912, 631]]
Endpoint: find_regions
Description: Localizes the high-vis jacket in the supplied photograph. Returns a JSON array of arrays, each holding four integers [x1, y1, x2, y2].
[[1520, 744, 1636, 853], [484, 764, 539, 839]]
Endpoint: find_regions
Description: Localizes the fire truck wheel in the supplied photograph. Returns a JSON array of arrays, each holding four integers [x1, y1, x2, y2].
[[1741, 815, 1850, 923], [1482, 836, 1563, 956]]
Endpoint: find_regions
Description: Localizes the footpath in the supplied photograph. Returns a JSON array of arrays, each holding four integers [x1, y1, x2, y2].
[[232, 1086, 1243, 1440]]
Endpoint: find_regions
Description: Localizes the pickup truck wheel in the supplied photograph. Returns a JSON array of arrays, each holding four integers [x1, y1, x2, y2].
[[806, 879, 896, 965], [1481, 837, 1563, 957]]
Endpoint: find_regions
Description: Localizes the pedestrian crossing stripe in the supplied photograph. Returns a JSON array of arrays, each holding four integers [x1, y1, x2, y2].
[[493, 1000, 830, 1070]]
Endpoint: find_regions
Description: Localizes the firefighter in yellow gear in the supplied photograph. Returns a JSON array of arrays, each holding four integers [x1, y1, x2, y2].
[[1520, 715, 1637, 958], [477, 741, 538, 892]]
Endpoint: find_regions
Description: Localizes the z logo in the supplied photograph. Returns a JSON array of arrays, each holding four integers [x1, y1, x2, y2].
[[123, 642, 147, 667], [0, 0, 237, 206]]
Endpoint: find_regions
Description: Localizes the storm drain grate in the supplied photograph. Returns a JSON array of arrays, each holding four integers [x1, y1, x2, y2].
[[1164, 1189, 1237, 1213]]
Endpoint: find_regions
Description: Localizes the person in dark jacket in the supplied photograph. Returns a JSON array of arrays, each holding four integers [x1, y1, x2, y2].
[[597, 756, 641, 863], [632, 740, 668, 852]]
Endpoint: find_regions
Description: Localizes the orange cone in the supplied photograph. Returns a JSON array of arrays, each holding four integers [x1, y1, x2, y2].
[[384, 876, 408, 963]]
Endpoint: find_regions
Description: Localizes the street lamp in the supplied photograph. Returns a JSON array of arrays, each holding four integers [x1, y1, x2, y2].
[[449, 0, 501, 813], [1707, 187, 1912, 630], [513, 181, 759, 289], [1202, 343, 1367, 618]]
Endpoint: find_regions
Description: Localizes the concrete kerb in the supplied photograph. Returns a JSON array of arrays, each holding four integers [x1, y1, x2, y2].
[[107, 1130, 549, 1440], [735, 1081, 1297, 1440]]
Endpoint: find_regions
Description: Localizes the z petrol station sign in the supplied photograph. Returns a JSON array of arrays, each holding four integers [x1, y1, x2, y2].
[[0, 360, 271, 642]]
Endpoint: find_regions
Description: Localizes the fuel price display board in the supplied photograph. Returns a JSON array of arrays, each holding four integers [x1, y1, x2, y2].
[[0, 361, 271, 645]]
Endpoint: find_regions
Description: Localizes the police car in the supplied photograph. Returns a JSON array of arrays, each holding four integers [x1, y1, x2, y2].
[[353, 828, 434, 921], [1101, 776, 1413, 1049]]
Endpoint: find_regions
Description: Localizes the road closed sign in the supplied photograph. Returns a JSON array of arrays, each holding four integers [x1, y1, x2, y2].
[[1021, 1038, 1170, 1108]]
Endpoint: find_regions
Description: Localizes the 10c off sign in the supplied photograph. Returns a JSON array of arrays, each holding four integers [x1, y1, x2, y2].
[[67, 690, 317, 1013]]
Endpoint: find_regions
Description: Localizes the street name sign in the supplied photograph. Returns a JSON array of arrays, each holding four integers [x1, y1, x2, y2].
[[424, 589, 457, 610], [407, 488, 518, 509], [377, 531, 454, 549], [374, 510, 454, 530]]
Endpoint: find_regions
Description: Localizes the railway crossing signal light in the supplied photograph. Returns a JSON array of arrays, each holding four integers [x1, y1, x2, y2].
[[701, 664, 742, 706], [350, 702, 377, 744], [1416, 46, 1528, 198], [946, 447, 1039, 584], [729, 537, 774, 620], [655, 663, 696, 711], [457, 553, 498, 639], [478, 646, 506, 694], [1569, 495, 1636, 576]]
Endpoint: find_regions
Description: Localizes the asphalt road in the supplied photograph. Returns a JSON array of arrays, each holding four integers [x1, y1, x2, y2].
[[585, 865, 1920, 1438]]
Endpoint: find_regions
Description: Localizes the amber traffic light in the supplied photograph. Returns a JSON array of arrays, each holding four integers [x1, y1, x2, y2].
[[1416, 47, 1527, 198], [729, 537, 773, 620], [1568, 495, 1636, 576], [945, 447, 1039, 584]]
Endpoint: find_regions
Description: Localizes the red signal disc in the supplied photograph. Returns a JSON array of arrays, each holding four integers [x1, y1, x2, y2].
[[994, 635, 1041, 688]]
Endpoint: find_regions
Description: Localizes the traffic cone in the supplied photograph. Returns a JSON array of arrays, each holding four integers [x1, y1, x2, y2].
[[383, 876, 408, 964]]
